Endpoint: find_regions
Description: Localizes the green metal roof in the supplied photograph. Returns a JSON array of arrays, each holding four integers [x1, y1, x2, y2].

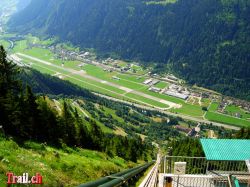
[[200, 139, 250, 161]]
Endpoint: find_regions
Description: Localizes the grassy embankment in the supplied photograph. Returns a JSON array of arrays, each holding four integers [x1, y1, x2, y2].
[[0, 137, 134, 186]]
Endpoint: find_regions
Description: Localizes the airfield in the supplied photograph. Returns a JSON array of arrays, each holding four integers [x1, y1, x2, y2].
[[2, 35, 250, 128]]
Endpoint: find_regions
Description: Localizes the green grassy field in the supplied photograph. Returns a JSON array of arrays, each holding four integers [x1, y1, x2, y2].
[[11, 39, 176, 109], [22, 56, 172, 111], [82, 64, 146, 90], [0, 40, 10, 49], [225, 105, 250, 120], [130, 64, 147, 75], [209, 102, 219, 111], [205, 111, 250, 127], [117, 74, 146, 83], [13, 40, 27, 52], [23, 47, 82, 69], [21, 56, 127, 95], [7, 36, 250, 128], [0, 137, 132, 186], [205, 102, 250, 127], [154, 81, 169, 89], [26, 35, 57, 46], [19, 53, 172, 109], [171, 104, 204, 118], [201, 98, 211, 107]]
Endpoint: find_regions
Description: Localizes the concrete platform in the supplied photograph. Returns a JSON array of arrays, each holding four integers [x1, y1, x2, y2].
[[158, 174, 229, 187]]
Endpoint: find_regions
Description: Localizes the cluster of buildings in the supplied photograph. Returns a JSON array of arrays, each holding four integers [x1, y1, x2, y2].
[[49, 46, 92, 62], [162, 74, 179, 83], [175, 123, 201, 138], [102, 59, 141, 73], [144, 78, 162, 93], [217, 98, 250, 118], [163, 84, 190, 100], [101, 58, 115, 65], [143, 79, 159, 86], [120, 65, 132, 72], [144, 78, 190, 100], [227, 98, 250, 113], [149, 87, 161, 93], [50, 46, 136, 74], [103, 68, 115, 72]]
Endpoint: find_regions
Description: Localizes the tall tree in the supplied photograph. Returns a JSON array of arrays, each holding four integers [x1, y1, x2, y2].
[[62, 101, 77, 146], [0, 46, 21, 136]]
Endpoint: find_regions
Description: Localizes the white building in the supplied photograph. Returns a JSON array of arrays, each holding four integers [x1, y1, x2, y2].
[[143, 79, 153, 85], [164, 90, 189, 100], [149, 87, 161, 93]]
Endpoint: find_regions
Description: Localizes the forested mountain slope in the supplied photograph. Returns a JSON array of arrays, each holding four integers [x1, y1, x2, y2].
[[8, 0, 250, 100], [0, 45, 154, 163]]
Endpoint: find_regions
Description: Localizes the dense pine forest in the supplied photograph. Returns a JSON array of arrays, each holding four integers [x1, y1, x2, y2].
[[8, 0, 250, 101], [168, 138, 205, 157], [0, 46, 153, 162]]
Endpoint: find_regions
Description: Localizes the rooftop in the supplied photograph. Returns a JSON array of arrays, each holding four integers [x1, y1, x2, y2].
[[200, 139, 250, 161]]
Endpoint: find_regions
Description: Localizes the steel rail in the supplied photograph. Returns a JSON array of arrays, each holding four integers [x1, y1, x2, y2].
[[78, 161, 154, 187], [99, 162, 154, 187]]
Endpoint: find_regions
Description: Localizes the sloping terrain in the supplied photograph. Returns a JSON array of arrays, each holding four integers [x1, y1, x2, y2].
[[0, 137, 133, 186], [8, 0, 250, 100]]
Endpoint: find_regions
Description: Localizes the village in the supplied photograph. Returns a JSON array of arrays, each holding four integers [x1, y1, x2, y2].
[[50, 44, 250, 115], [3, 35, 250, 126]]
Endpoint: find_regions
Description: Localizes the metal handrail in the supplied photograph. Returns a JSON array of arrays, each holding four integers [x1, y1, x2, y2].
[[163, 156, 248, 175], [165, 156, 206, 159], [78, 165, 142, 187], [78, 161, 154, 187], [139, 163, 159, 187], [99, 162, 154, 187]]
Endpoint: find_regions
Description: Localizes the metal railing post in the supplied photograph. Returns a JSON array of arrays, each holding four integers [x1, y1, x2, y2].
[[163, 156, 166, 174], [206, 161, 209, 174], [169, 157, 172, 174], [176, 175, 179, 187]]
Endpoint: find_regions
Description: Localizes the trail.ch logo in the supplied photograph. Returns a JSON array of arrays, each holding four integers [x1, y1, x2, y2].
[[6, 172, 43, 185]]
